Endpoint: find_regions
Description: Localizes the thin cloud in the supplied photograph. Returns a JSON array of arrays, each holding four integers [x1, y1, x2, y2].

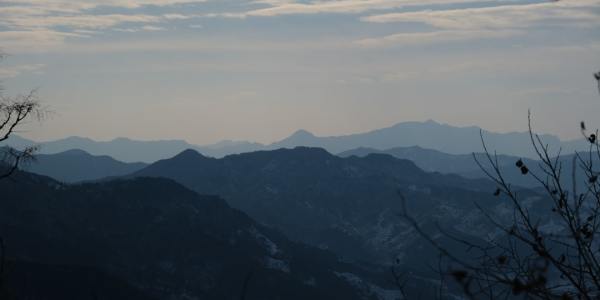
[[4, 1, 208, 11], [356, 29, 520, 47], [2, 14, 163, 30], [0, 2, 207, 31], [362, 0, 600, 29], [357, 0, 600, 47], [2, 0, 599, 52], [114, 25, 167, 32], [140, 25, 167, 31], [0, 30, 89, 52], [0, 0, 201, 52], [235, 0, 517, 17]]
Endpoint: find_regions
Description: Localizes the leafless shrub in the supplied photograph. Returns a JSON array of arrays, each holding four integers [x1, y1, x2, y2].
[[0, 54, 44, 179], [0, 52, 45, 293], [400, 72, 600, 299]]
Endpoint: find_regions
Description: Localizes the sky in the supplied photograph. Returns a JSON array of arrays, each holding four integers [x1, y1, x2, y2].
[[0, 0, 599, 145]]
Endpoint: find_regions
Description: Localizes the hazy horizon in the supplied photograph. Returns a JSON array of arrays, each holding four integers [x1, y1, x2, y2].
[[2, 0, 599, 145], [9, 118, 590, 146]]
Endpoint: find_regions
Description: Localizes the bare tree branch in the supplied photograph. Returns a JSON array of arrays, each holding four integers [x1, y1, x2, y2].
[[0, 51, 45, 295], [398, 71, 600, 299]]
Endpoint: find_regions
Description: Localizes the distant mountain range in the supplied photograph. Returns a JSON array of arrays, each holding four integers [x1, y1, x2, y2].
[[10, 141, 593, 189], [2, 135, 203, 163], [0, 171, 394, 299], [21, 149, 148, 182], [339, 146, 539, 187], [1, 120, 588, 162], [340, 146, 515, 174], [340, 146, 598, 189], [1, 146, 561, 298], [2, 120, 589, 299], [274, 120, 587, 158]]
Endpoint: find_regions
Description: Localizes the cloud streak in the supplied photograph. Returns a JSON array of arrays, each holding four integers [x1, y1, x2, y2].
[[362, 0, 600, 29], [235, 0, 516, 17], [0, 1, 206, 52], [2, 0, 599, 52], [3, 14, 163, 30], [357, 0, 600, 46], [356, 29, 521, 47]]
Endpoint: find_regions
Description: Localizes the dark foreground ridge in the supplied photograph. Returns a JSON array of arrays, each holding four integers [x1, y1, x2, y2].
[[0, 170, 394, 299]]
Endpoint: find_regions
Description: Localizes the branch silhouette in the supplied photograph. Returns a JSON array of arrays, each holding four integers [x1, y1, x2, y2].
[[398, 71, 600, 299]]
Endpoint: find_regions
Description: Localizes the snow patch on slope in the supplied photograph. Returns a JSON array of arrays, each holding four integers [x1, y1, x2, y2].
[[334, 272, 402, 300]]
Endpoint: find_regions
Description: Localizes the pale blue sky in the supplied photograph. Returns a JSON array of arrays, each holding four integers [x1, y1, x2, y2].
[[1, 0, 599, 145]]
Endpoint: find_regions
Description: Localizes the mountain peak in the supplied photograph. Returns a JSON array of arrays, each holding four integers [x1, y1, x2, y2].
[[290, 129, 315, 138], [173, 149, 207, 160], [390, 119, 443, 128], [58, 149, 90, 156], [62, 136, 95, 143], [272, 129, 319, 147]]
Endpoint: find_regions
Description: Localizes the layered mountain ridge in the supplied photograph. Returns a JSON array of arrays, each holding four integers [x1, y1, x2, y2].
[[133, 147, 518, 266], [1, 120, 588, 162]]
